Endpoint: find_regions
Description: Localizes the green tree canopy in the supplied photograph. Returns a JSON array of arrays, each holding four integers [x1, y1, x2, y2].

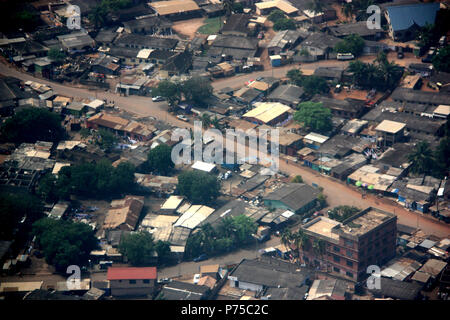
[[268, 9, 285, 22], [294, 101, 332, 133], [146, 144, 174, 175], [273, 18, 296, 31], [287, 69, 303, 86], [32, 218, 98, 272], [408, 141, 435, 176], [177, 170, 221, 204], [334, 34, 365, 56], [301, 76, 330, 96], [95, 129, 118, 151], [181, 77, 213, 107], [56, 160, 135, 199], [119, 231, 156, 266], [432, 45, 450, 73], [0, 192, 43, 239], [0, 108, 65, 143], [47, 48, 66, 62], [152, 80, 181, 105], [291, 175, 303, 183], [328, 206, 360, 222]]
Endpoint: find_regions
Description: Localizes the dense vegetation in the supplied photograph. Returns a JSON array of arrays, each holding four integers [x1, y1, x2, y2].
[[32, 218, 98, 272], [287, 69, 329, 97], [327, 206, 360, 222], [177, 171, 221, 205], [119, 231, 171, 266], [294, 101, 333, 134], [146, 144, 174, 175], [0, 108, 66, 144], [185, 215, 257, 259], [38, 160, 136, 200], [334, 34, 365, 57]]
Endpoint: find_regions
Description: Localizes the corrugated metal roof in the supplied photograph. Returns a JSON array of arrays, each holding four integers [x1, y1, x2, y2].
[[386, 3, 440, 32]]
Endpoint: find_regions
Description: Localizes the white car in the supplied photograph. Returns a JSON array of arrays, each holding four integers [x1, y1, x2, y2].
[[177, 115, 189, 122], [152, 96, 164, 102], [193, 274, 201, 284]]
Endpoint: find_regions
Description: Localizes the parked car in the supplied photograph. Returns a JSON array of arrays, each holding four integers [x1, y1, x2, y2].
[[337, 53, 355, 60], [152, 96, 164, 102], [176, 114, 189, 122], [193, 274, 201, 284], [193, 253, 208, 262], [397, 47, 404, 59], [334, 84, 342, 93], [223, 171, 232, 180]]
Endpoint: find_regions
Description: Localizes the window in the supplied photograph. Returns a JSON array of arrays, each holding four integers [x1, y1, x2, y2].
[[333, 246, 340, 252], [346, 260, 353, 267], [143, 280, 150, 284], [129, 280, 136, 284], [333, 267, 340, 273], [346, 250, 353, 258], [333, 256, 340, 263], [346, 271, 353, 278]]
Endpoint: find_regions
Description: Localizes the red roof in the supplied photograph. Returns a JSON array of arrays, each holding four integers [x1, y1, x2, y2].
[[107, 267, 157, 280]]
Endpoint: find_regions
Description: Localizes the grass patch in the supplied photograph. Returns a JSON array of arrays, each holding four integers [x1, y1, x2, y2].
[[197, 16, 224, 35]]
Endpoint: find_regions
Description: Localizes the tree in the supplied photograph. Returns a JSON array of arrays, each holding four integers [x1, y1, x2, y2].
[[36, 173, 59, 203], [281, 229, 293, 248], [301, 76, 329, 96], [273, 18, 296, 31], [291, 175, 303, 183], [294, 101, 332, 133], [222, 0, 235, 17], [154, 240, 171, 263], [146, 144, 174, 175], [341, 2, 355, 21], [0, 192, 43, 240], [201, 113, 212, 129], [96, 129, 118, 150], [56, 160, 135, 199], [32, 218, 98, 272], [293, 229, 309, 265], [231, 215, 257, 244], [433, 136, 450, 178], [119, 231, 155, 266], [0, 108, 65, 143], [408, 141, 435, 175], [307, 0, 324, 15], [232, 2, 244, 13], [334, 34, 365, 57], [177, 170, 221, 204], [432, 45, 450, 73], [268, 9, 285, 23], [287, 69, 303, 86], [181, 77, 213, 107], [47, 48, 66, 63], [328, 206, 360, 222], [312, 238, 326, 268], [88, 3, 109, 28], [152, 80, 181, 105], [317, 193, 327, 208]]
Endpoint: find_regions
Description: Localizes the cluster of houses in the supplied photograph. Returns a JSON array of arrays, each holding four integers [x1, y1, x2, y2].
[[0, 0, 450, 301]]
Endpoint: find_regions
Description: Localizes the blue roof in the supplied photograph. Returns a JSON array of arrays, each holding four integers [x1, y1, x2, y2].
[[386, 3, 440, 32]]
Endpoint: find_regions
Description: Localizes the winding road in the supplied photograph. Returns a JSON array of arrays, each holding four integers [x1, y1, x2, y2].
[[1, 62, 449, 239]]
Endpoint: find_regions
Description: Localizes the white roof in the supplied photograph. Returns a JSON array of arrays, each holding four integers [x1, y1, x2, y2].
[[137, 48, 154, 59], [281, 210, 295, 219], [434, 105, 450, 116], [52, 162, 70, 175], [191, 161, 216, 173], [375, 120, 406, 134], [84, 99, 104, 109], [174, 205, 215, 229], [304, 132, 329, 144], [161, 195, 184, 210], [207, 35, 217, 41]]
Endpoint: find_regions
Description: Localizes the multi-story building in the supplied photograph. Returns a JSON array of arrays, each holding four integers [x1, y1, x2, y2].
[[107, 267, 157, 297], [300, 207, 397, 282]]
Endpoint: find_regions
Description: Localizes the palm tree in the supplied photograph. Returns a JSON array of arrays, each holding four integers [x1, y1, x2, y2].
[[281, 229, 293, 248], [88, 4, 108, 28], [312, 239, 327, 270], [212, 115, 221, 130], [408, 142, 435, 175], [294, 229, 310, 265], [222, 0, 235, 17], [307, 0, 324, 29], [341, 2, 354, 21], [201, 113, 211, 129]]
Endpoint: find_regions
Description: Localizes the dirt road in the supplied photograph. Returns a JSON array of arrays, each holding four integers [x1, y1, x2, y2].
[[0, 61, 448, 238]]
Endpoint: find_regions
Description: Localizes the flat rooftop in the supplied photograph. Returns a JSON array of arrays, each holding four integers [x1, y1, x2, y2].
[[340, 209, 392, 236], [305, 217, 340, 241]]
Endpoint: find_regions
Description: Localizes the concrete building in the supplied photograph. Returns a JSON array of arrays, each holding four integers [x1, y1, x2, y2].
[[301, 207, 397, 281], [107, 267, 157, 297]]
